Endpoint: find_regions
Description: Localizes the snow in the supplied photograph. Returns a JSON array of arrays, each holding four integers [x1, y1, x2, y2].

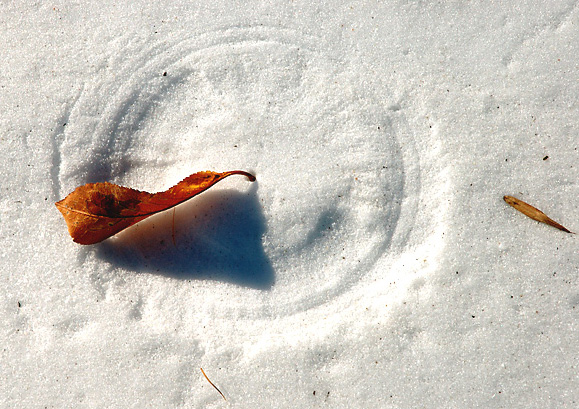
[[1, 1, 578, 407]]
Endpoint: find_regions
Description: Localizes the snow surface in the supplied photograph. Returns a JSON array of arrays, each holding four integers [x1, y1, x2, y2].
[[1, 1, 578, 408]]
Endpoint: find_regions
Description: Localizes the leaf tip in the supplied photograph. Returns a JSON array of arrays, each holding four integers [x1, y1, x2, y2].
[[503, 195, 516, 205]]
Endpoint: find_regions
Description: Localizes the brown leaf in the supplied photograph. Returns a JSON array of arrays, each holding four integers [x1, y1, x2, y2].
[[56, 170, 256, 244], [503, 195, 573, 234]]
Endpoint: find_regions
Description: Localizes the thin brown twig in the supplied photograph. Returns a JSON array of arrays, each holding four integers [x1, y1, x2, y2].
[[200, 367, 226, 401], [171, 208, 177, 247]]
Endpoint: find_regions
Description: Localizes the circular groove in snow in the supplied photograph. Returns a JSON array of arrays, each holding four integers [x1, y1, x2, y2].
[[58, 27, 423, 318]]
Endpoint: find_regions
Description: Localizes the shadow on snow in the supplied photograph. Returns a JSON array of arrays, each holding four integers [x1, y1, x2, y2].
[[95, 183, 273, 290]]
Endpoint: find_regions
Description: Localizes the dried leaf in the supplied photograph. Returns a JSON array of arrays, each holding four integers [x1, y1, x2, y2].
[[503, 195, 573, 234], [56, 170, 256, 244]]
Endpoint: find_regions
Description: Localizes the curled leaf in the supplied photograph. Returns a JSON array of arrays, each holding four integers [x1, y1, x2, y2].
[[56, 170, 256, 244], [503, 195, 573, 234]]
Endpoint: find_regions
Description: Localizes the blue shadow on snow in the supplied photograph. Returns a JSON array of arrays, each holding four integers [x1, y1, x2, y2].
[[95, 183, 273, 289]]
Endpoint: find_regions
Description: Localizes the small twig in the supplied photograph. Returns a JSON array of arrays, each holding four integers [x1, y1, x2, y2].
[[200, 367, 226, 401], [171, 208, 177, 247]]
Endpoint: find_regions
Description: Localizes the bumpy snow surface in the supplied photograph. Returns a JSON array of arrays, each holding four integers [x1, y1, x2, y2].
[[1, 1, 578, 408]]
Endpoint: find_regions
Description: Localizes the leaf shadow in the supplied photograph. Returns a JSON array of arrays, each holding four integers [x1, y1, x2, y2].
[[94, 183, 274, 289]]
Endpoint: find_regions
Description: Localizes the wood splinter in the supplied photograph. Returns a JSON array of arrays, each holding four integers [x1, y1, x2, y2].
[[503, 195, 573, 234], [200, 367, 226, 401]]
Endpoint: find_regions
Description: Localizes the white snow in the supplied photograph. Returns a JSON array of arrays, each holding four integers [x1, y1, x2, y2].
[[1, 1, 577, 407]]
